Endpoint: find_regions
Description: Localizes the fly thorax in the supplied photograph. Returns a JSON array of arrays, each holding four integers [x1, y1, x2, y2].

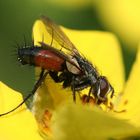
[[88, 73, 97, 85]]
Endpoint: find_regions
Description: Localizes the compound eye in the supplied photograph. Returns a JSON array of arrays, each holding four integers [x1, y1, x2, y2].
[[100, 77, 109, 97]]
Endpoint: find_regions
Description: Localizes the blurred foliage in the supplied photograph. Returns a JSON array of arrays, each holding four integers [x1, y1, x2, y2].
[[0, 0, 135, 98]]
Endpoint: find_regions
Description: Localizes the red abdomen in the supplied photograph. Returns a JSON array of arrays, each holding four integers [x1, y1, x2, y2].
[[18, 47, 65, 71], [34, 49, 65, 71]]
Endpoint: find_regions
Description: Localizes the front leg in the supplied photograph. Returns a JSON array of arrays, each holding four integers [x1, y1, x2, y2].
[[71, 76, 76, 102], [49, 71, 73, 88], [87, 86, 93, 102], [49, 71, 64, 82]]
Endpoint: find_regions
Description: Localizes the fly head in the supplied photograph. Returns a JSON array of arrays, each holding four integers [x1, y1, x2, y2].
[[96, 76, 114, 103]]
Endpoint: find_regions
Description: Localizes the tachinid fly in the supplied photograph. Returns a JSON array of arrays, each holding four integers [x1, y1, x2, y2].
[[0, 16, 114, 116], [18, 16, 114, 104]]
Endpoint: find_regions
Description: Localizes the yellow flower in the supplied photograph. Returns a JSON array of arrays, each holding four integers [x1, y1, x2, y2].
[[1, 18, 140, 140], [0, 82, 43, 140]]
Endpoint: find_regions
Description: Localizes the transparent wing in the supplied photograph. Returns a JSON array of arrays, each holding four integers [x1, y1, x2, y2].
[[40, 15, 79, 54], [39, 42, 81, 72]]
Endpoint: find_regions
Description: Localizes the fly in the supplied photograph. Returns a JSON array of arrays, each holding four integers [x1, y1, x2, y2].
[[0, 16, 114, 116]]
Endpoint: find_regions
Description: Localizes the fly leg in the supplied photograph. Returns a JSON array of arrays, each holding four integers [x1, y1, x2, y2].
[[0, 69, 48, 116], [32, 69, 48, 94], [110, 85, 114, 98], [49, 71, 64, 83], [49, 71, 72, 88], [71, 76, 76, 102], [87, 86, 93, 102], [49, 71, 76, 101]]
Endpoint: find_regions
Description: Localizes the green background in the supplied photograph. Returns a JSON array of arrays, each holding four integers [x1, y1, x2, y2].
[[0, 0, 135, 98]]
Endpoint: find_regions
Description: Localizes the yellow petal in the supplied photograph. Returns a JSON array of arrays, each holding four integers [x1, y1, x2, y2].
[[0, 82, 43, 140], [32, 18, 125, 136], [95, 0, 140, 51], [51, 103, 140, 140], [116, 44, 140, 127]]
